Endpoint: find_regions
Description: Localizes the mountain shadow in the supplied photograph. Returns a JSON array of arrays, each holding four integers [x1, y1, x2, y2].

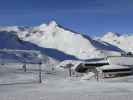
[[0, 31, 79, 61], [80, 33, 124, 52], [21, 41, 79, 61]]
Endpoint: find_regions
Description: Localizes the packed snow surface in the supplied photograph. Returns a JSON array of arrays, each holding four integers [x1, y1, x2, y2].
[[81, 72, 95, 80], [1, 64, 133, 100]]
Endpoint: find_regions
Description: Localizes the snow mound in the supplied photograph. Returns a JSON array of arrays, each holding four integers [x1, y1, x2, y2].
[[56, 60, 79, 68], [81, 72, 95, 80]]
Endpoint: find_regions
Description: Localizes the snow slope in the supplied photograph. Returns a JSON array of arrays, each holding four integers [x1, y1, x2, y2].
[[0, 30, 79, 61], [0, 21, 125, 60], [0, 49, 48, 64], [0, 31, 25, 49], [0, 31, 61, 67], [101, 32, 133, 52], [15, 21, 122, 59]]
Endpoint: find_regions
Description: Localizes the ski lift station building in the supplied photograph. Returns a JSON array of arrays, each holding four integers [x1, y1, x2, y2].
[[60, 56, 133, 78]]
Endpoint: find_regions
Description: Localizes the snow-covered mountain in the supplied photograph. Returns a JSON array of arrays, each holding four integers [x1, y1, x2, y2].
[[0, 21, 123, 60], [0, 30, 78, 61], [0, 30, 61, 66], [17, 21, 123, 59], [0, 31, 25, 49], [100, 32, 133, 53]]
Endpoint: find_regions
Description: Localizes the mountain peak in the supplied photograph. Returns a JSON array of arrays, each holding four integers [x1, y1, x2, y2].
[[48, 20, 57, 26], [103, 32, 120, 39], [35, 20, 57, 32], [105, 32, 120, 37]]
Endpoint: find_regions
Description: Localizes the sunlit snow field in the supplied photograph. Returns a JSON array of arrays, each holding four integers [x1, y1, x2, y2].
[[0, 64, 133, 100]]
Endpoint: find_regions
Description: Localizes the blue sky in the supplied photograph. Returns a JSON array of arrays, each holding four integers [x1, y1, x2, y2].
[[0, 0, 133, 36]]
